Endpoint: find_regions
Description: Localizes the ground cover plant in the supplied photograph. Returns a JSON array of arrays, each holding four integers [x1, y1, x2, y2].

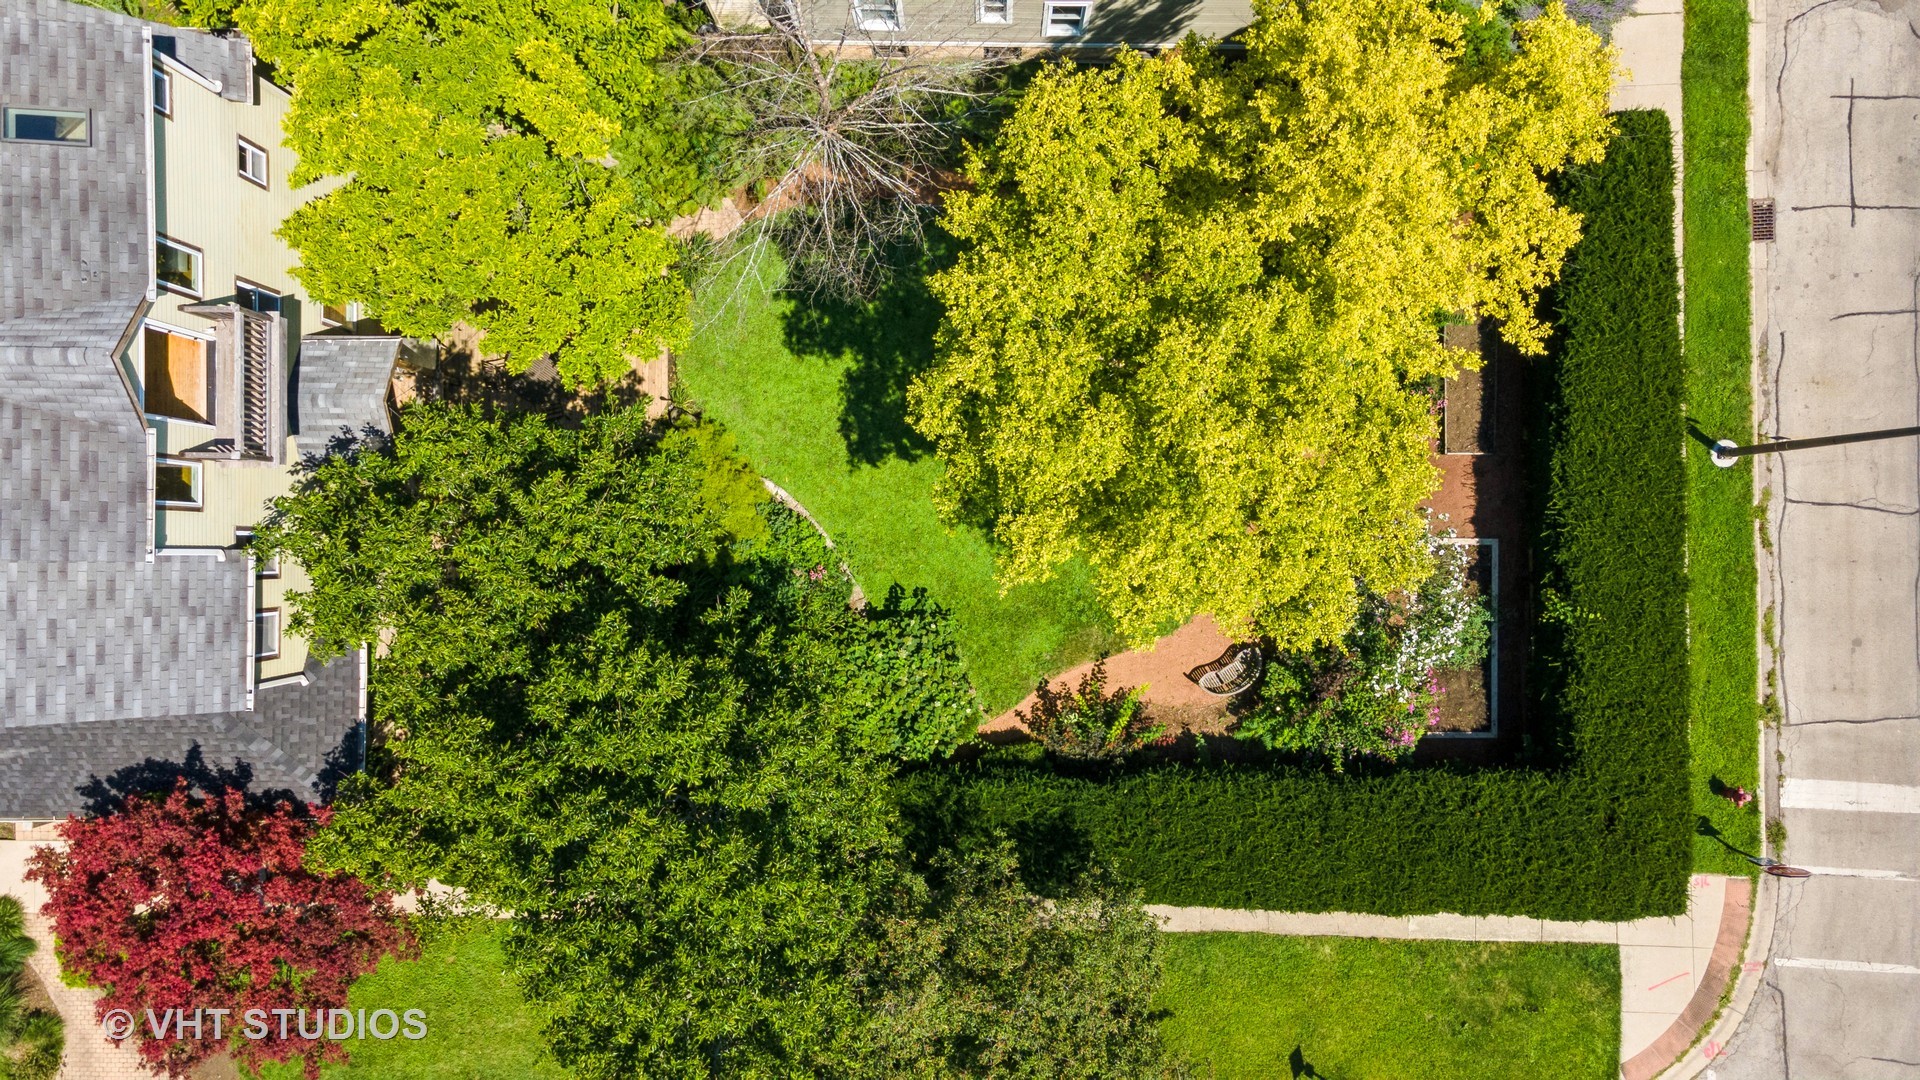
[[899, 110, 1693, 922], [1682, 0, 1763, 876], [678, 253, 1117, 712], [1156, 935, 1619, 1080]]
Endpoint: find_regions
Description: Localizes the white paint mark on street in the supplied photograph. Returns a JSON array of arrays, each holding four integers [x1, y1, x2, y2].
[[1779, 778, 1920, 814], [1775, 957, 1920, 975]]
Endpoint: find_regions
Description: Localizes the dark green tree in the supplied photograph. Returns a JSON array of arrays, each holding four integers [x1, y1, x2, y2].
[[257, 405, 1169, 1078]]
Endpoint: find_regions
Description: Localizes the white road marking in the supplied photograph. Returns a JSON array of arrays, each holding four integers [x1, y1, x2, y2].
[[1775, 957, 1920, 976], [1795, 865, 1917, 881], [1779, 778, 1920, 815]]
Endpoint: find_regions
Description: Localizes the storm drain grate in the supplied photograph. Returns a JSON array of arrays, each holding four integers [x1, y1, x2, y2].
[[1750, 198, 1776, 242]]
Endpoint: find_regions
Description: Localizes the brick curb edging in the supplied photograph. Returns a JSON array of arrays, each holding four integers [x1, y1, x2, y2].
[[1620, 877, 1753, 1080]]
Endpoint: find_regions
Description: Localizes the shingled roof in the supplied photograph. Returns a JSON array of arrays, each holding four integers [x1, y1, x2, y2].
[[0, 1, 364, 817], [0, 0, 153, 321], [0, 307, 251, 731], [294, 337, 400, 457]]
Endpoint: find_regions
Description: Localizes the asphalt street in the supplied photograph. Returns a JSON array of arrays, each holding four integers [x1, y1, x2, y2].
[[1709, 0, 1920, 1075]]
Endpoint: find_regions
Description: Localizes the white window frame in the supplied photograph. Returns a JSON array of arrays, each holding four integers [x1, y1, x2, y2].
[[854, 0, 903, 32], [155, 457, 203, 509], [1041, 0, 1091, 36], [977, 0, 1011, 24], [236, 136, 268, 188], [155, 235, 203, 298], [3, 107, 91, 145], [255, 608, 282, 659], [153, 68, 172, 117]]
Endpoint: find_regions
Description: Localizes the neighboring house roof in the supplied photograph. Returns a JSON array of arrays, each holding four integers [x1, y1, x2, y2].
[[0, 653, 364, 818], [152, 29, 253, 103], [293, 336, 400, 457]]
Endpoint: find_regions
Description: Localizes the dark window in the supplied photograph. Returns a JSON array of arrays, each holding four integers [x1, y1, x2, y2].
[[155, 459, 201, 508], [236, 279, 281, 314], [154, 68, 172, 116], [4, 108, 89, 144]]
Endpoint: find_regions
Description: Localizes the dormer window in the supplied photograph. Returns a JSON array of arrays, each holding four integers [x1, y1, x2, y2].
[[4, 107, 90, 144]]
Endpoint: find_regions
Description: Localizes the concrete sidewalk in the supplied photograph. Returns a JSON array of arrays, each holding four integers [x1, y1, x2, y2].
[[1152, 873, 1752, 1078]]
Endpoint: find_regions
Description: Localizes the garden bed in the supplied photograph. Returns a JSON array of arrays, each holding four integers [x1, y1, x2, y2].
[[1430, 539, 1496, 734]]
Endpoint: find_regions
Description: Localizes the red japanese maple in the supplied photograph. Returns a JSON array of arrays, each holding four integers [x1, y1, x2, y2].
[[25, 781, 411, 1079]]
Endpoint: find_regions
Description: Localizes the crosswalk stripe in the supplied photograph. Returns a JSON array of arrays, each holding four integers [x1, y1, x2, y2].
[[1775, 957, 1920, 975], [1779, 778, 1920, 815]]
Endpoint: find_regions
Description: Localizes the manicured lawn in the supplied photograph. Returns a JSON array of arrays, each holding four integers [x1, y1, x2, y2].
[[1157, 935, 1620, 1080], [678, 253, 1116, 713], [1682, 0, 1763, 875], [258, 927, 568, 1080]]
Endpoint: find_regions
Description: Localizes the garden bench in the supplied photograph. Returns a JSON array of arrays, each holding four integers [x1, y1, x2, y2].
[[1184, 644, 1263, 697]]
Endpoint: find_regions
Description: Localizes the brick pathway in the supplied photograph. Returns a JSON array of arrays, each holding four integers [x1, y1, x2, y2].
[[2, 837, 152, 1080]]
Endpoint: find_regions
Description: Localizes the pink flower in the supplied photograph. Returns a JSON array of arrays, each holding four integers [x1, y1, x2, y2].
[[808, 565, 826, 582]]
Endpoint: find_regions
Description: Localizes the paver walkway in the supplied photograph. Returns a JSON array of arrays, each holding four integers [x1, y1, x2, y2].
[[1, 835, 149, 1080], [1153, 873, 1751, 1077]]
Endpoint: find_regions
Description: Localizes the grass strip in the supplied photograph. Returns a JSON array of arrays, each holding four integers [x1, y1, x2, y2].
[[1156, 935, 1620, 1080], [1682, 0, 1763, 875]]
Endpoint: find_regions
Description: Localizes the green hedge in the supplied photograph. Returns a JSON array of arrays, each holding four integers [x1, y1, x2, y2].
[[899, 110, 1692, 921]]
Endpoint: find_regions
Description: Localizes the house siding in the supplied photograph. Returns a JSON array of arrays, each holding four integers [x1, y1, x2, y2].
[[793, 0, 1253, 48]]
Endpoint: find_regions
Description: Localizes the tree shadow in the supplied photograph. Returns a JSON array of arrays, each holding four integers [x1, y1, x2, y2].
[[780, 242, 952, 468], [77, 746, 299, 818], [1697, 816, 1758, 863], [1290, 1046, 1329, 1079]]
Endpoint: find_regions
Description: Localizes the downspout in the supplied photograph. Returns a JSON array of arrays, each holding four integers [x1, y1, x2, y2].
[[243, 552, 257, 710], [142, 28, 157, 305]]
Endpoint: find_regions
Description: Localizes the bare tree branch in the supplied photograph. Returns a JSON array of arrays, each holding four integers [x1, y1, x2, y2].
[[682, 0, 1011, 304]]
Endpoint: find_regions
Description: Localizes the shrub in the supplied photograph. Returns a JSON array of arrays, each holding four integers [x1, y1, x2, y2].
[[897, 110, 1691, 921], [26, 783, 411, 1079], [1018, 661, 1161, 762], [848, 585, 984, 759], [0, 896, 62, 1080], [1242, 534, 1493, 764]]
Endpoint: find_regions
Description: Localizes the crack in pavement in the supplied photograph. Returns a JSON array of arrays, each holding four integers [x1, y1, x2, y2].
[[1781, 496, 1920, 515]]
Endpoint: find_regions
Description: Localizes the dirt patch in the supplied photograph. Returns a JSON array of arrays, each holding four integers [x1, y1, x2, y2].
[[1431, 542, 1495, 733], [980, 616, 1240, 740]]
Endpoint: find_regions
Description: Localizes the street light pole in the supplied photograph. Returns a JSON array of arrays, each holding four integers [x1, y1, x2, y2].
[[1709, 425, 1920, 467]]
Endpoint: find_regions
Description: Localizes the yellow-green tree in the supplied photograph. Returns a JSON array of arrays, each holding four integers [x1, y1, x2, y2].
[[910, 0, 1613, 648], [241, 0, 713, 387]]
